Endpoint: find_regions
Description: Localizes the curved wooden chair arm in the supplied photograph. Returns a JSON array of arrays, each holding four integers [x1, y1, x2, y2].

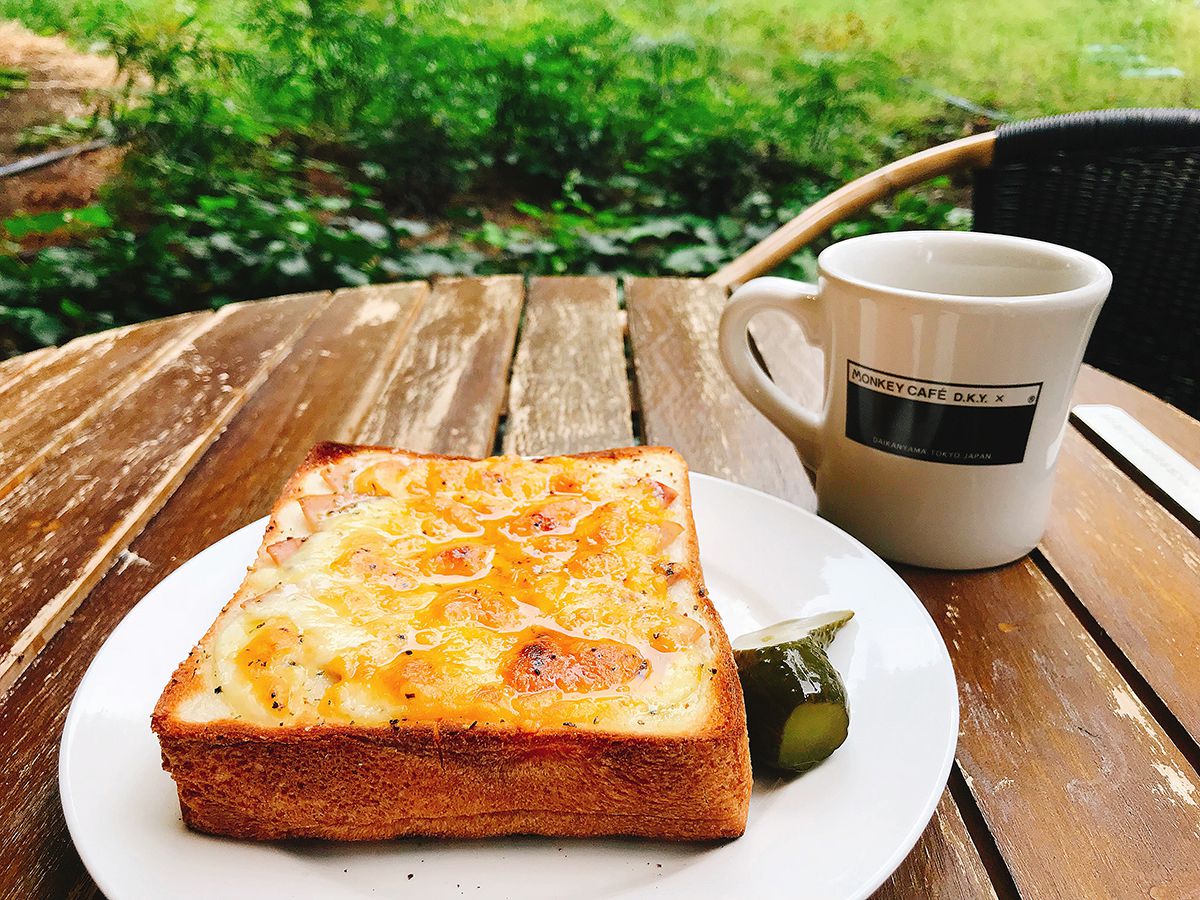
[[707, 131, 997, 290]]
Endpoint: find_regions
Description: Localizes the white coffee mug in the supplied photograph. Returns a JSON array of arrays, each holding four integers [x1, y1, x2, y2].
[[718, 231, 1112, 569]]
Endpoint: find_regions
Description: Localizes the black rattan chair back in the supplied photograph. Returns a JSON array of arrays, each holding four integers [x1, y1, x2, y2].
[[973, 108, 1200, 415]]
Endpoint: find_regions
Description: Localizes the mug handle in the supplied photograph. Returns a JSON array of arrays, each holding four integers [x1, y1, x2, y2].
[[718, 277, 826, 469]]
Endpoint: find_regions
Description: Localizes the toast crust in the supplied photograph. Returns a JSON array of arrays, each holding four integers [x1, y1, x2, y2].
[[153, 443, 751, 841]]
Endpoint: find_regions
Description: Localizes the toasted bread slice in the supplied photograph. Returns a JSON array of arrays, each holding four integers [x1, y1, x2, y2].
[[152, 443, 751, 841]]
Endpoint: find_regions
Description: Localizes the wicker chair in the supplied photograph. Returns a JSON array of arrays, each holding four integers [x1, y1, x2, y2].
[[710, 109, 1200, 416]]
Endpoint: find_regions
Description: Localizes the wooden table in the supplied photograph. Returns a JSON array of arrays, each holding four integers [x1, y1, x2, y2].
[[2, 276, 1199, 899]]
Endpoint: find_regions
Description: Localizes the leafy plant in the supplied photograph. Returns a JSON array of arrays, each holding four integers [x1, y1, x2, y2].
[[0, 66, 28, 99], [0, 3, 959, 354]]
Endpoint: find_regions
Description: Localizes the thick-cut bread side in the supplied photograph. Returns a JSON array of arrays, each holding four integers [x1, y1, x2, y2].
[[153, 443, 751, 841]]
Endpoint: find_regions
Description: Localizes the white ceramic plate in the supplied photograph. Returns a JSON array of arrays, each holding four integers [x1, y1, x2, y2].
[[61, 474, 958, 900]]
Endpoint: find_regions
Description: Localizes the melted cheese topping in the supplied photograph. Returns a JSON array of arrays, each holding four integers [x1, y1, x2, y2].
[[180, 453, 714, 734]]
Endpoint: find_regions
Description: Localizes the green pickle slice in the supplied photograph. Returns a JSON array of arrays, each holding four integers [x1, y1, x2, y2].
[[733, 611, 854, 775]]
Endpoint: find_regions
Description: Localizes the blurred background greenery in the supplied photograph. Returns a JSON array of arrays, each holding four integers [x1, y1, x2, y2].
[[0, 0, 1195, 354]]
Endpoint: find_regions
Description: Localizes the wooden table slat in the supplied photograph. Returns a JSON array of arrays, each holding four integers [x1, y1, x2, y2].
[[0, 293, 328, 695], [0, 344, 55, 390], [0, 313, 204, 415], [747, 310, 826, 414], [1040, 429, 1200, 747], [0, 282, 429, 899], [0, 312, 211, 498], [625, 278, 816, 509], [316, 283, 432, 443], [901, 560, 1200, 898], [503, 276, 633, 456], [356, 275, 524, 456]]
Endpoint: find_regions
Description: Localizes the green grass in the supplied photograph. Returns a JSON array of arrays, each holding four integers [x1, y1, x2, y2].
[[7, 0, 1195, 120], [658, 0, 1197, 113]]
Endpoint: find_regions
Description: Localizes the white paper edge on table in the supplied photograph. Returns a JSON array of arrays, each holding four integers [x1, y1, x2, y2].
[[60, 472, 960, 900], [1072, 403, 1200, 526]]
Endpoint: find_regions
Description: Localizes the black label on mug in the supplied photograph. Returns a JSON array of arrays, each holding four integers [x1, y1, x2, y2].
[[845, 360, 1042, 466]]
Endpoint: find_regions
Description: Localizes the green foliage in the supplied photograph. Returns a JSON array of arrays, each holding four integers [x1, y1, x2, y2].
[[0, 3, 973, 353], [0, 66, 28, 99], [3, 205, 113, 239], [463, 183, 969, 279], [17, 116, 109, 151], [241, 0, 406, 137]]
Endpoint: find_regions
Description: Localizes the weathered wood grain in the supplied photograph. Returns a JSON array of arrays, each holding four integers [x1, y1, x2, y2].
[[356, 275, 523, 456], [0, 283, 425, 900], [1073, 365, 1200, 470], [0, 312, 211, 499], [503, 276, 633, 456], [0, 345, 55, 389], [871, 790, 999, 900], [313, 282, 432, 444], [0, 293, 327, 695], [625, 278, 815, 509], [1041, 428, 1200, 745], [902, 560, 1200, 898], [0, 315, 199, 416], [6, 278, 1200, 900], [747, 310, 826, 414]]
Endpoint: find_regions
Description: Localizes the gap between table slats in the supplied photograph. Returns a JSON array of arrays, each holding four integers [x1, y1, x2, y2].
[[872, 786, 1003, 900], [624, 278, 997, 900], [902, 560, 1200, 897], [625, 278, 816, 510], [503, 276, 633, 456], [0, 292, 329, 696], [355, 275, 524, 456], [1040, 428, 1200, 749], [0, 311, 213, 500], [0, 282, 428, 899], [1072, 366, 1200, 472]]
